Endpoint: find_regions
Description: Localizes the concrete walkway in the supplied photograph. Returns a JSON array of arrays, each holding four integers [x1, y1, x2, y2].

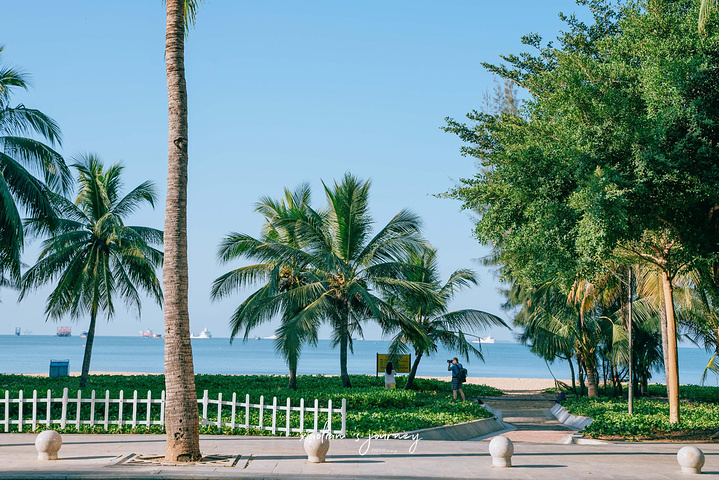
[[477, 390, 576, 443], [1, 433, 718, 479]]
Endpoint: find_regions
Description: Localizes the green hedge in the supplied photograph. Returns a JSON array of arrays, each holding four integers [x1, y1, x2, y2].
[[564, 392, 719, 439]]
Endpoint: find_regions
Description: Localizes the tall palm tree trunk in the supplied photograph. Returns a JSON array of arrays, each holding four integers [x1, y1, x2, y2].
[[163, 0, 201, 462], [288, 356, 298, 390], [661, 270, 680, 423], [339, 310, 351, 388], [79, 307, 98, 389], [567, 357, 576, 394], [584, 355, 599, 397], [404, 352, 423, 390], [659, 296, 670, 387]]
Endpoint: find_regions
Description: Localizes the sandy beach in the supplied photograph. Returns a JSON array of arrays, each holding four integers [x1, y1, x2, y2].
[[420, 376, 569, 392], [28, 371, 567, 393]]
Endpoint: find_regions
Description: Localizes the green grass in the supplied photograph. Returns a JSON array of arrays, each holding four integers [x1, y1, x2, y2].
[[562, 385, 719, 440], [0, 374, 502, 438]]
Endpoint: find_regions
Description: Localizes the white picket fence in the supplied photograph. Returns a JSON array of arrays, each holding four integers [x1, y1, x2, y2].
[[0, 388, 346, 436]]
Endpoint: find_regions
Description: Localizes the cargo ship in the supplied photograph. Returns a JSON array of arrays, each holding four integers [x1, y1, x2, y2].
[[56, 326, 72, 337]]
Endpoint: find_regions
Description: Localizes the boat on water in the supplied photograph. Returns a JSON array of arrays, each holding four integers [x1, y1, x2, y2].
[[253, 336, 261, 340], [472, 335, 495, 344], [139, 329, 162, 338], [191, 328, 212, 339], [56, 326, 72, 337], [263, 334, 278, 340], [14, 327, 21, 336], [80, 331, 88, 338]]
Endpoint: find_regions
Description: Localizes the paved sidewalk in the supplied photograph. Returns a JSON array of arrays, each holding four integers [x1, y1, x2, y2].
[[1, 434, 718, 479], [479, 391, 576, 443]]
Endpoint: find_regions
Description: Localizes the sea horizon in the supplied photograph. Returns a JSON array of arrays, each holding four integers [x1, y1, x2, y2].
[[0, 335, 714, 385]]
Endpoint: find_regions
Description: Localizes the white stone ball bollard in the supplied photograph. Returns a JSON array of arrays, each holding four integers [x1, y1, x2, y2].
[[303, 431, 330, 463], [677, 446, 705, 474], [35, 430, 62, 461], [488, 436, 514, 468]]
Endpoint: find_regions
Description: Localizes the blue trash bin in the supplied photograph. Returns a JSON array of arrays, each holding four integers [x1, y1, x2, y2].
[[49, 359, 69, 378]]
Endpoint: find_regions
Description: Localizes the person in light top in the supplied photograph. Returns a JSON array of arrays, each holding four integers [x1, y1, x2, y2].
[[384, 362, 396, 389]]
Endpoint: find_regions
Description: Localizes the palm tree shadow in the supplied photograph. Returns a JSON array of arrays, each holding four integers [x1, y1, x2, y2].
[[60, 455, 117, 461]]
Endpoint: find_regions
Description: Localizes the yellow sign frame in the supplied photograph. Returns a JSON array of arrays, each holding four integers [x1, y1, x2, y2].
[[376, 353, 411, 374]]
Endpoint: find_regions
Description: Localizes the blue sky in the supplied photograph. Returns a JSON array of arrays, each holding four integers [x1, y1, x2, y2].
[[1, 1, 586, 340]]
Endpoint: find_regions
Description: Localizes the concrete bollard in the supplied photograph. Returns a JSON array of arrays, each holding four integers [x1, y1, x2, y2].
[[303, 431, 330, 463], [677, 446, 705, 474], [35, 430, 62, 461], [489, 435, 514, 468]]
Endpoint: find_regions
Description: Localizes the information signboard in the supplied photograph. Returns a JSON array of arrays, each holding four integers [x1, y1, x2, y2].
[[376, 353, 411, 375]]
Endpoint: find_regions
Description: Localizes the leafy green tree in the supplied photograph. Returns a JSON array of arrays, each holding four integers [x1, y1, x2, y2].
[[0, 46, 71, 280], [386, 246, 508, 390], [444, 0, 719, 422], [212, 184, 317, 390], [20, 155, 163, 389]]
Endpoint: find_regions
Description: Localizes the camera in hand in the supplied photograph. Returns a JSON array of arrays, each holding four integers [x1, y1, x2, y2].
[[447, 359, 452, 363]]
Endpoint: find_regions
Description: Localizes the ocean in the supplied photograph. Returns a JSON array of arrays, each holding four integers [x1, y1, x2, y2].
[[0, 335, 715, 386]]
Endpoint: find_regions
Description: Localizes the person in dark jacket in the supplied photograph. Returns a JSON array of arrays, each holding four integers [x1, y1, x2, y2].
[[448, 357, 465, 401]]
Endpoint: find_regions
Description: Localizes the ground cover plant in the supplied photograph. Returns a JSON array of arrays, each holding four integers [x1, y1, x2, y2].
[[0, 374, 501, 438], [562, 385, 719, 441]]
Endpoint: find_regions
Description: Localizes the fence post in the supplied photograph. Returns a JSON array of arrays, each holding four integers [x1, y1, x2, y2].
[[76, 390, 82, 430], [60, 388, 68, 430], [231, 392, 236, 431], [31, 390, 38, 431], [299, 398, 305, 434], [104, 390, 110, 431], [202, 390, 208, 425], [327, 399, 332, 433], [244, 394, 250, 429], [259, 395, 264, 430], [17, 390, 23, 432], [90, 390, 96, 428], [46, 390, 51, 429], [216, 392, 223, 432], [118, 390, 124, 431], [341, 398, 346, 436], [160, 390, 165, 425], [3, 390, 8, 433], [146, 390, 152, 427], [313, 399, 318, 431], [271, 396, 278, 435], [285, 397, 291, 437], [131, 390, 138, 429]]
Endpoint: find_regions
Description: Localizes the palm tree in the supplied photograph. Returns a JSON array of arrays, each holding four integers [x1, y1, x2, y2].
[[212, 184, 318, 390], [0, 45, 71, 281], [285, 174, 433, 388], [700, 0, 717, 32], [386, 246, 508, 390], [163, 0, 203, 462], [20, 155, 163, 389]]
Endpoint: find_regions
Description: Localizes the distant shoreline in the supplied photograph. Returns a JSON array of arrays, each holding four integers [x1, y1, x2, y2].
[[16, 372, 568, 392]]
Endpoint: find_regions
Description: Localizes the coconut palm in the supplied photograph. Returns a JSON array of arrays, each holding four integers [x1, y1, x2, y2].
[[218, 174, 433, 388], [163, 0, 204, 462], [0, 45, 71, 281], [386, 246, 508, 390], [212, 184, 318, 390], [20, 155, 163, 389], [287, 174, 435, 387], [700, 0, 717, 32]]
